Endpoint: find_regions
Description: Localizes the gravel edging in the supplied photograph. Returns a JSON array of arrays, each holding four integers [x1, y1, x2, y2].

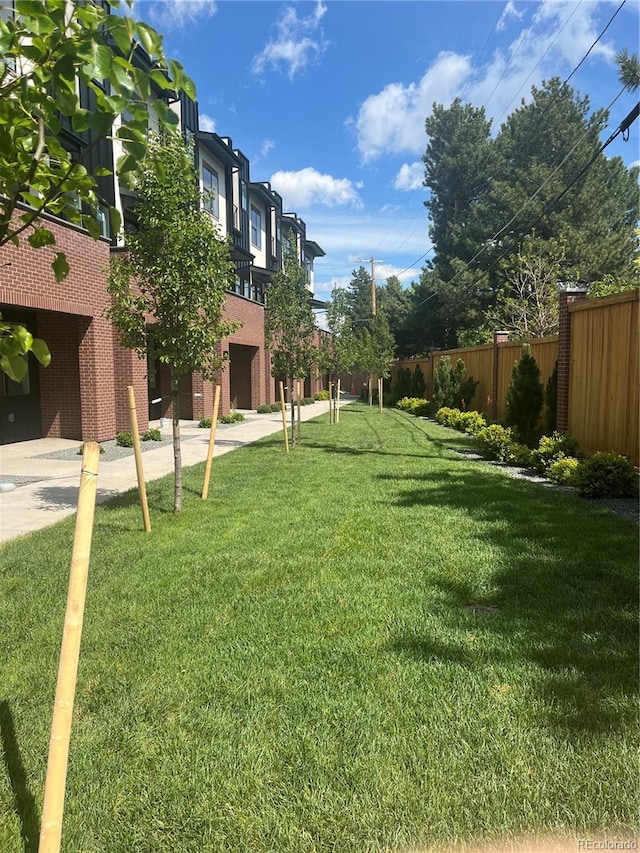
[[450, 447, 639, 525]]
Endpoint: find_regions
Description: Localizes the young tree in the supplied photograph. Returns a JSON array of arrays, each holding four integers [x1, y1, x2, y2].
[[0, 0, 194, 378], [107, 133, 237, 512], [356, 313, 395, 407], [505, 345, 544, 445], [265, 239, 317, 447], [322, 285, 359, 390]]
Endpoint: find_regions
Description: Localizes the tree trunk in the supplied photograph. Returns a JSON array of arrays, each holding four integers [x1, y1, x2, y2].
[[171, 367, 183, 513]]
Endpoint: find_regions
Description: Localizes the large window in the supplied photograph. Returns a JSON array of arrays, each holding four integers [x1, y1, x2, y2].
[[202, 162, 219, 218], [250, 205, 262, 249]]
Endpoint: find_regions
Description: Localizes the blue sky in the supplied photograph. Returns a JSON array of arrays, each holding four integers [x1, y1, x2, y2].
[[135, 0, 639, 300]]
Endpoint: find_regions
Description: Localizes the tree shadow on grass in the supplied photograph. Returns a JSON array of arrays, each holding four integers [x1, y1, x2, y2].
[[382, 467, 639, 734], [0, 702, 39, 852]]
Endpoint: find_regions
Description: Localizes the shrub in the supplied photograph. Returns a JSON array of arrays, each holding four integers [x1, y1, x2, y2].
[[433, 356, 478, 410], [547, 456, 580, 485], [302, 397, 315, 405], [457, 410, 487, 435], [506, 442, 533, 468], [476, 424, 513, 461], [393, 366, 413, 402], [141, 428, 162, 442], [396, 397, 429, 416], [314, 390, 329, 401], [435, 407, 461, 428], [573, 452, 637, 499], [116, 431, 134, 447], [270, 403, 281, 412], [219, 411, 245, 424], [410, 364, 426, 399], [505, 345, 544, 445], [256, 405, 272, 414], [198, 418, 211, 428], [531, 431, 581, 475]]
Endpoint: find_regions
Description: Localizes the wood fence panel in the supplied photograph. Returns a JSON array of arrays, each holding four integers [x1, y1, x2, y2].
[[568, 292, 639, 463]]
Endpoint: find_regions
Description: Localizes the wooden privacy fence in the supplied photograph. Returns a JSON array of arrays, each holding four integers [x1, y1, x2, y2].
[[391, 289, 639, 464]]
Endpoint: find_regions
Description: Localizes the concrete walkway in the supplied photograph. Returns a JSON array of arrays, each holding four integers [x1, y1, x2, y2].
[[0, 399, 340, 544]]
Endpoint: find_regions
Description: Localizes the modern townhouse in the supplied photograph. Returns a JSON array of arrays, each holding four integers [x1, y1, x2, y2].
[[0, 28, 326, 445]]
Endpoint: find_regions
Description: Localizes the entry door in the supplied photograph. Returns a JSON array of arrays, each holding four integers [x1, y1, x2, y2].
[[0, 317, 42, 444]]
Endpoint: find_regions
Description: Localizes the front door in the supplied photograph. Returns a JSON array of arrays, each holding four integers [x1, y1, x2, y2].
[[0, 312, 42, 444]]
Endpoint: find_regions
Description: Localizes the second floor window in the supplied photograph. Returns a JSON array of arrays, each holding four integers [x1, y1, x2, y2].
[[202, 163, 219, 218], [250, 205, 262, 249]]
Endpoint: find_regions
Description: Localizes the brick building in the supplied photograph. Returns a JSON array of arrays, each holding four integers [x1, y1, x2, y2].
[[0, 54, 326, 445]]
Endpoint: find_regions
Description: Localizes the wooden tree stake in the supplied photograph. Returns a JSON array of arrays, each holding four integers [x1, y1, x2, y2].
[[279, 381, 290, 454], [127, 386, 151, 532], [296, 379, 302, 442], [328, 382, 333, 425], [336, 379, 341, 424], [378, 377, 383, 413], [201, 384, 221, 500], [38, 442, 101, 853]]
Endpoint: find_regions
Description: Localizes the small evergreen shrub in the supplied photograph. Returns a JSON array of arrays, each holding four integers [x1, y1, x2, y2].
[[506, 442, 533, 468], [531, 431, 581, 475], [116, 431, 134, 448], [476, 424, 513, 462], [141, 428, 162, 442], [435, 407, 461, 428], [393, 366, 413, 402], [396, 397, 429, 416], [314, 390, 329, 401], [547, 456, 580, 485], [505, 345, 544, 445], [302, 397, 315, 405], [457, 410, 487, 435], [198, 418, 211, 428], [573, 452, 637, 499], [219, 411, 245, 424], [410, 364, 426, 399], [270, 403, 281, 412], [433, 356, 478, 410], [256, 405, 272, 414]]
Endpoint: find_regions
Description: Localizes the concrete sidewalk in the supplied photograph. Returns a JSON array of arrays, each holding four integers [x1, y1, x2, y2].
[[0, 398, 340, 544]]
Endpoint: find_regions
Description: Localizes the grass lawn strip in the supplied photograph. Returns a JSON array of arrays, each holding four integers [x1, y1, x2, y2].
[[1, 404, 637, 852]]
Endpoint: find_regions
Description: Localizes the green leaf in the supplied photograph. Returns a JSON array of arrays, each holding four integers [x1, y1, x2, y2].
[[109, 205, 122, 235], [80, 43, 112, 81], [135, 21, 161, 57], [0, 353, 28, 383], [31, 338, 51, 367], [27, 228, 56, 249], [52, 252, 70, 282]]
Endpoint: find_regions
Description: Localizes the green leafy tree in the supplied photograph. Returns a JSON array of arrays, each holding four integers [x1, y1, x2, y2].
[[265, 239, 317, 446], [346, 266, 376, 327], [392, 365, 412, 402], [107, 134, 237, 513], [377, 274, 411, 354], [0, 0, 194, 379], [356, 314, 395, 407], [321, 285, 359, 389], [505, 345, 544, 445], [489, 235, 564, 340]]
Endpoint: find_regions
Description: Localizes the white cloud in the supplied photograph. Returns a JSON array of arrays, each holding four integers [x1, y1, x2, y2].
[[253, 138, 275, 165], [145, 0, 217, 30], [352, 51, 472, 162], [353, 1, 619, 161], [252, 1, 327, 80], [199, 113, 216, 133], [497, 0, 524, 31], [394, 162, 424, 191], [270, 167, 362, 209]]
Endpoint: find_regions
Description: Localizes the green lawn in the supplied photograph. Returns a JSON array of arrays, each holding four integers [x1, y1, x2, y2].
[[1, 404, 638, 852]]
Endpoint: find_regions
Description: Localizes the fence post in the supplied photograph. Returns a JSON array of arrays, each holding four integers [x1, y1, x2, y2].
[[556, 287, 587, 433], [492, 331, 509, 421]]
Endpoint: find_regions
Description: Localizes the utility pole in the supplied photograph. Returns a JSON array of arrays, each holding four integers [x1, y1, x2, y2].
[[358, 257, 384, 316]]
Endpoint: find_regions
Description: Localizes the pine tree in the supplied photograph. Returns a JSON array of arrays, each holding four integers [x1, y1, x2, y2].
[[505, 346, 544, 445]]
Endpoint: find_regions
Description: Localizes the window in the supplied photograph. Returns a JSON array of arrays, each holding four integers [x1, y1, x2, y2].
[[202, 163, 219, 218], [250, 205, 261, 249]]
